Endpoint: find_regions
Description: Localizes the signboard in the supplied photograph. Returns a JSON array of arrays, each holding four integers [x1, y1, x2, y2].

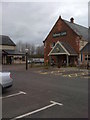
[[53, 31, 67, 38]]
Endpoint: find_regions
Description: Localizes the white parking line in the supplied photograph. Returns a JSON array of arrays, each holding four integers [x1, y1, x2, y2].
[[11, 100, 63, 120], [68, 75, 72, 77], [0, 91, 26, 99]]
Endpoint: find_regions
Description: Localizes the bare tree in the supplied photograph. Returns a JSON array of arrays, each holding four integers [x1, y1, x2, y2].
[[16, 41, 43, 57], [36, 45, 44, 56], [31, 44, 35, 55], [16, 40, 22, 52]]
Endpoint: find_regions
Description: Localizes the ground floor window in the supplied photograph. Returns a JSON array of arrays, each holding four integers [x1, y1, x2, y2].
[[22, 56, 25, 61]]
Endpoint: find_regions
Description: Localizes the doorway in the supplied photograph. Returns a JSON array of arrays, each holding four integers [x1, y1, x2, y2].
[[56, 55, 66, 68]]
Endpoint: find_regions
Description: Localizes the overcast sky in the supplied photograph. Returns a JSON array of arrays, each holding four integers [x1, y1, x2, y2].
[[1, 0, 89, 46]]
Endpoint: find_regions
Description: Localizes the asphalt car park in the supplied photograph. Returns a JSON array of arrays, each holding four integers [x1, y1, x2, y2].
[[37, 67, 89, 79], [2, 65, 88, 119]]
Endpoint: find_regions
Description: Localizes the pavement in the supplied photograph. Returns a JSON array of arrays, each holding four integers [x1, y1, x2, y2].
[[2, 64, 88, 119]]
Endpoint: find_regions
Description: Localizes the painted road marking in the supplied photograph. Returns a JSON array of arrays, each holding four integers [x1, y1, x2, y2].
[[50, 100, 63, 106], [11, 101, 63, 120], [51, 71, 54, 74], [55, 73, 62, 75], [39, 70, 89, 79], [63, 75, 68, 77], [40, 72, 48, 75], [0, 91, 26, 99], [68, 75, 72, 77]]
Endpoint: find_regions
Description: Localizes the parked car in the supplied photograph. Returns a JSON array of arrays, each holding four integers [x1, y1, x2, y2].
[[32, 58, 44, 64], [28, 60, 32, 64], [0, 72, 13, 89]]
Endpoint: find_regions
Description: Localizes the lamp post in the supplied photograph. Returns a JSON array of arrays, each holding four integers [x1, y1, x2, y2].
[[25, 48, 28, 70]]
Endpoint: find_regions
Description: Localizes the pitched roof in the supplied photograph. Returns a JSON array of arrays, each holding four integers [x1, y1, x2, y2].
[[0, 35, 16, 46], [3, 50, 25, 55], [80, 42, 90, 53], [64, 20, 88, 41], [43, 17, 89, 43], [49, 41, 77, 56], [60, 41, 77, 55]]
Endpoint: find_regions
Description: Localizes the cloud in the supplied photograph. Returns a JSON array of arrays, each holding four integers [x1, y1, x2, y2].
[[2, 2, 88, 45], [0, 3, 2, 35], [88, 1, 90, 26], [1, 0, 89, 2]]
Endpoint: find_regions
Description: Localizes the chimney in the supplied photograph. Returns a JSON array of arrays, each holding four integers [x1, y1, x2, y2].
[[59, 15, 61, 19], [70, 17, 74, 23]]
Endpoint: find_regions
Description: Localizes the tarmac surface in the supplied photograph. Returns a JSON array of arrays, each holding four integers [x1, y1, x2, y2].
[[2, 64, 88, 119]]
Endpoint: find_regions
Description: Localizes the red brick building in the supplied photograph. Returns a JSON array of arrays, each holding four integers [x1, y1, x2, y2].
[[43, 16, 88, 67]]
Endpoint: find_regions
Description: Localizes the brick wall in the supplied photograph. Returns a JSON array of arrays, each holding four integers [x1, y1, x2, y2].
[[44, 17, 80, 63]]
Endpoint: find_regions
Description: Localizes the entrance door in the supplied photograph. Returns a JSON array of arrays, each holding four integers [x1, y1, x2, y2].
[[6, 56, 12, 64], [57, 55, 66, 68]]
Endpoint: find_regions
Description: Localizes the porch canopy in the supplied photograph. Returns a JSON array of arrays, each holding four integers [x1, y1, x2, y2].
[[3, 50, 25, 56], [2, 50, 25, 64], [48, 41, 78, 66]]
